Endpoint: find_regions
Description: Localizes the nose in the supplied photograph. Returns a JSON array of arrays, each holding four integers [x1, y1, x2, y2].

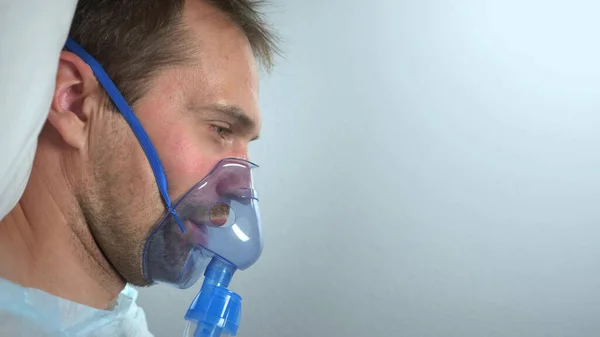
[[214, 158, 254, 199], [216, 169, 251, 196], [231, 142, 249, 161]]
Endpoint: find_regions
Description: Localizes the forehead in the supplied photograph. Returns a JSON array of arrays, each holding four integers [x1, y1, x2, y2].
[[178, 0, 261, 125]]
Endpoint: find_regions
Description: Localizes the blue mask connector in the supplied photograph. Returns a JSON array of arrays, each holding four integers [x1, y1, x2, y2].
[[183, 257, 242, 337]]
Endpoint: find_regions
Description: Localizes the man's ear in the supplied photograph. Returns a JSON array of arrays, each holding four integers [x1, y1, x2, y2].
[[48, 51, 100, 150]]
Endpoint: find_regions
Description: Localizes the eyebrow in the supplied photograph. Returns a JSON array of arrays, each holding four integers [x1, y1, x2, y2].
[[202, 104, 260, 141]]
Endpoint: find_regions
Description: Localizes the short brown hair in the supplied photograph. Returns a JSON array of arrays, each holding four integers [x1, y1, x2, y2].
[[69, 0, 278, 108]]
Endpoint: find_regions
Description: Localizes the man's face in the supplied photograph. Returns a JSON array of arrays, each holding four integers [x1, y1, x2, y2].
[[81, 1, 261, 286]]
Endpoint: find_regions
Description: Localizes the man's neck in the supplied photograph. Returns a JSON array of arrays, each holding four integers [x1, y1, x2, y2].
[[0, 146, 125, 309]]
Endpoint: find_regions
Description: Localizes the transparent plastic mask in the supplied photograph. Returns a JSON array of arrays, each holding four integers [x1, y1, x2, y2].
[[142, 158, 263, 288]]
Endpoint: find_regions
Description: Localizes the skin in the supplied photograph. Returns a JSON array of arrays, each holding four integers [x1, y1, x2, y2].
[[0, 0, 261, 310]]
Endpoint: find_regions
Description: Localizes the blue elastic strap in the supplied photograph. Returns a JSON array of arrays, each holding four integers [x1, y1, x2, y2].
[[65, 37, 186, 232]]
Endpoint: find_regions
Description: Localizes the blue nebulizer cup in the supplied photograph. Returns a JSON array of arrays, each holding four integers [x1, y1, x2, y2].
[[182, 258, 241, 337]]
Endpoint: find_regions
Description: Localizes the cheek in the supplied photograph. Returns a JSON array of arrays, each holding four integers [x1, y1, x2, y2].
[[160, 129, 220, 199]]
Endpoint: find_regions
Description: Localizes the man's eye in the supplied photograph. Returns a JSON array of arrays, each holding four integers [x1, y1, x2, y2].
[[211, 125, 230, 136]]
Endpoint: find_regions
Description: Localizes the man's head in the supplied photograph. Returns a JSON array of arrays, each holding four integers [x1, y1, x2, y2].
[[47, 0, 277, 286]]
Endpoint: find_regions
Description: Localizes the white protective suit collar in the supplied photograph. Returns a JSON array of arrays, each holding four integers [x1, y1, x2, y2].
[[0, 277, 153, 336]]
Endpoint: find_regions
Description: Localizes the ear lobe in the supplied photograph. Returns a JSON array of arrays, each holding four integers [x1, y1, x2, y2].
[[48, 51, 99, 150]]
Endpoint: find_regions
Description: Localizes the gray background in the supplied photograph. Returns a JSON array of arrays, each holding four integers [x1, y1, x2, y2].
[[138, 0, 600, 336]]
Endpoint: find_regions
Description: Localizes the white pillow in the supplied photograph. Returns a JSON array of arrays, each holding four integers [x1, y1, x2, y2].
[[0, 0, 78, 220]]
